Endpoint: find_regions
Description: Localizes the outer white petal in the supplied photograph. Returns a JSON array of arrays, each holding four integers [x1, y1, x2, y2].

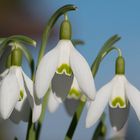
[[70, 44, 96, 100], [125, 80, 140, 121], [86, 81, 112, 128], [22, 70, 42, 122], [47, 90, 61, 113], [35, 46, 59, 99], [0, 67, 20, 119]]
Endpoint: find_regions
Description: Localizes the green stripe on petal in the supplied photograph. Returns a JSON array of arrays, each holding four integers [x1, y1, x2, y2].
[[111, 96, 125, 108], [68, 88, 81, 99], [19, 90, 24, 101], [56, 64, 72, 76]]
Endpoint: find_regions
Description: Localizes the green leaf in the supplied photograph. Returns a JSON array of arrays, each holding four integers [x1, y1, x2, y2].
[[91, 34, 121, 76]]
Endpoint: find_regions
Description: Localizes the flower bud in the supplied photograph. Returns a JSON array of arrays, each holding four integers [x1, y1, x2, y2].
[[115, 56, 125, 75], [59, 15, 72, 40], [11, 47, 22, 66]]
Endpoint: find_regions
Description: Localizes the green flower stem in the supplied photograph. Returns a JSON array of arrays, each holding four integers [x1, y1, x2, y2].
[[64, 35, 121, 140], [91, 35, 121, 76], [36, 92, 49, 140], [65, 100, 85, 140], [26, 4, 77, 140], [26, 112, 36, 140], [92, 113, 106, 140]]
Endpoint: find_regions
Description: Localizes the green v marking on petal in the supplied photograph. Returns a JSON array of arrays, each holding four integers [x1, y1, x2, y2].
[[68, 88, 81, 99], [112, 96, 125, 107], [19, 90, 24, 101], [56, 64, 72, 76]]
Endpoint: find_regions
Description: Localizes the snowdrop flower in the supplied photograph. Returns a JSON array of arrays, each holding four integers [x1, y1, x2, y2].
[[35, 16, 96, 112], [0, 47, 41, 123], [86, 56, 140, 130], [0, 66, 41, 123], [49, 77, 83, 114]]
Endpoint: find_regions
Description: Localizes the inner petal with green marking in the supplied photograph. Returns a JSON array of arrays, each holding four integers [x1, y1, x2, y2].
[[111, 96, 126, 108], [56, 64, 72, 76], [19, 90, 24, 101], [68, 88, 81, 99]]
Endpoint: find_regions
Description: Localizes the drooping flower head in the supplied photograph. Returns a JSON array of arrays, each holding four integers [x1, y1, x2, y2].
[[0, 42, 41, 123], [86, 56, 140, 131], [35, 15, 96, 112]]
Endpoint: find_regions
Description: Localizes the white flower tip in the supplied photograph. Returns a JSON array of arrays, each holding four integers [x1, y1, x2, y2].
[[47, 102, 59, 113], [85, 119, 92, 128], [48, 107, 56, 113], [87, 94, 95, 101], [113, 126, 118, 131], [32, 104, 42, 123], [0, 111, 10, 120], [35, 89, 44, 100], [85, 115, 94, 128]]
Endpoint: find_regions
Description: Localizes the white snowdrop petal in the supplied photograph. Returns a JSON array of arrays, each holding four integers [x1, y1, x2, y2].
[[0, 69, 9, 80], [70, 45, 96, 100], [86, 81, 112, 128], [22, 70, 42, 122], [126, 80, 140, 121], [32, 103, 42, 123], [47, 90, 61, 113], [35, 46, 59, 99], [0, 67, 20, 119], [22, 70, 34, 108]]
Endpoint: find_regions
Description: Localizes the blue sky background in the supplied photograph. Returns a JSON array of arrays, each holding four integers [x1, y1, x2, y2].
[[1, 0, 140, 140]]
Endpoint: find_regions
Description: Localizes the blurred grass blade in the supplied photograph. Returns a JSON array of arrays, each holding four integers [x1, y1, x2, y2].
[[72, 39, 85, 46], [0, 38, 6, 44]]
